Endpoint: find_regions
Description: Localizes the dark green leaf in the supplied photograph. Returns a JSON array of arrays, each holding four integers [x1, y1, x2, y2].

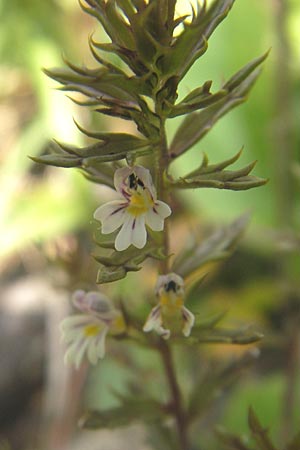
[[170, 57, 266, 158], [30, 153, 81, 168], [94, 241, 167, 283], [248, 408, 279, 450], [170, 149, 267, 191]]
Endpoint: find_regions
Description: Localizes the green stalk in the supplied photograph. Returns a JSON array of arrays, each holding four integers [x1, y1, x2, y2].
[[154, 112, 189, 449], [159, 340, 189, 450]]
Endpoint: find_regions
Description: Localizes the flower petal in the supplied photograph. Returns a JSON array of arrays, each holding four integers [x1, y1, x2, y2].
[[145, 208, 164, 231], [181, 306, 195, 337], [131, 215, 147, 249], [134, 166, 156, 198], [114, 213, 147, 251], [154, 200, 172, 219], [143, 305, 162, 332], [114, 166, 132, 193], [94, 201, 127, 234], [74, 338, 90, 369], [95, 328, 108, 359]]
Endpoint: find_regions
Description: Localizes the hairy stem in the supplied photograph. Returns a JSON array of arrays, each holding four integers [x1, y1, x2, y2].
[[155, 118, 171, 273], [159, 340, 189, 450], [154, 116, 189, 448]]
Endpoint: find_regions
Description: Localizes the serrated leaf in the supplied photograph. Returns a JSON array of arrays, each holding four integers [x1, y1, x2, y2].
[[172, 213, 251, 278], [248, 408, 279, 450], [79, 0, 136, 50], [158, 0, 234, 80], [170, 150, 267, 191], [94, 242, 167, 283], [170, 58, 265, 158], [79, 397, 165, 429], [169, 88, 227, 117]]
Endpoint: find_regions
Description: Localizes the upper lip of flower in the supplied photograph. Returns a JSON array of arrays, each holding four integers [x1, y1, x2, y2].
[[93, 165, 172, 251]]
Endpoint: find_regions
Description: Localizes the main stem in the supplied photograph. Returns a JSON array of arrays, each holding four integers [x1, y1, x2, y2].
[[155, 118, 170, 274], [160, 340, 189, 450], [155, 118, 189, 450]]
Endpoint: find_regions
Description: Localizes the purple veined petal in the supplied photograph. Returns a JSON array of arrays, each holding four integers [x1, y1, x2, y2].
[[134, 166, 156, 198], [131, 215, 147, 249], [143, 305, 162, 332], [154, 200, 172, 219], [182, 306, 195, 337], [115, 213, 146, 251], [145, 208, 165, 231], [94, 201, 127, 234], [114, 166, 132, 193]]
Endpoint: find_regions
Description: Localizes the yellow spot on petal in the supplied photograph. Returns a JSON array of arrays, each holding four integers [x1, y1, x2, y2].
[[160, 293, 184, 313], [127, 191, 153, 216], [84, 324, 101, 337]]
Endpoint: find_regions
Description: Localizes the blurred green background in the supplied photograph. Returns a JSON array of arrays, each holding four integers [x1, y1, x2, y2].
[[0, 1, 300, 449]]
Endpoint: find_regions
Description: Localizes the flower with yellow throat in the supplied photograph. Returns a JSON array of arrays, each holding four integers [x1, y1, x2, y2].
[[93, 165, 171, 251], [143, 273, 195, 339]]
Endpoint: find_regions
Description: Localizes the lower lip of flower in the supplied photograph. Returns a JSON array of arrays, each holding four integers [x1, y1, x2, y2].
[[84, 323, 101, 337]]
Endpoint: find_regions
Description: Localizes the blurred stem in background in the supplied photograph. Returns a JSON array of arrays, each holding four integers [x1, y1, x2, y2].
[[273, 0, 300, 441]]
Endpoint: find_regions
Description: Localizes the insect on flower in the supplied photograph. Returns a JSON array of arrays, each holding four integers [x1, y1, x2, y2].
[[60, 290, 125, 369], [143, 273, 195, 339], [94, 165, 171, 251]]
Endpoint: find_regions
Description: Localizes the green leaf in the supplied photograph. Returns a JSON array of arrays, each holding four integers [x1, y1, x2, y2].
[[94, 242, 167, 283], [169, 87, 227, 117], [79, 397, 165, 429], [158, 0, 235, 80], [172, 213, 251, 278], [170, 149, 267, 191], [79, 0, 136, 50], [191, 326, 263, 345], [169, 53, 267, 158], [30, 153, 81, 168], [248, 407, 279, 450]]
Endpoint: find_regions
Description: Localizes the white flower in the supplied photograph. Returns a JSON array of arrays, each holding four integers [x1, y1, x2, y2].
[[94, 165, 171, 251], [143, 273, 195, 339], [60, 290, 125, 369]]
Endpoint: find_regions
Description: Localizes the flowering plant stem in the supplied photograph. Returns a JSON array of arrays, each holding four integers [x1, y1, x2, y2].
[[159, 339, 189, 450], [155, 120, 188, 449], [155, 119, 170, 274]]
